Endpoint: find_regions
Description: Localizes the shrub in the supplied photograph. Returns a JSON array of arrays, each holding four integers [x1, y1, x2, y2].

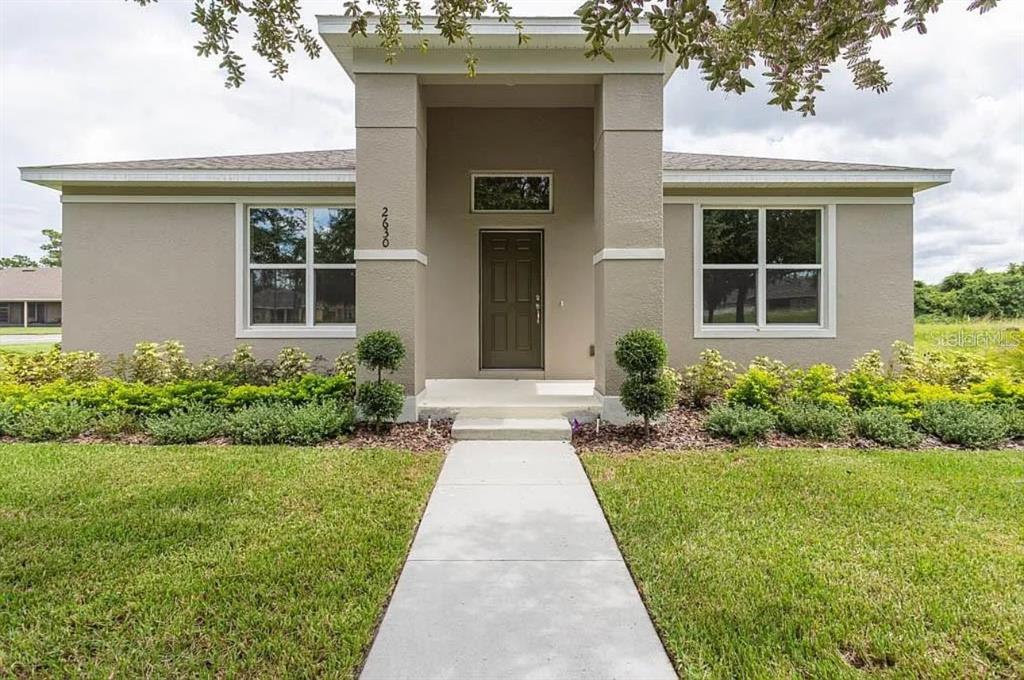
[[620, 372, 678, 430], [356, 331, 406, 380], [789, 364, 848, 408], [970, 375, 1024, 408], [224, 344, 277, 385], [891, 340, 991, 389], [145, 404, 223, 444], [356, 381, 406, 428], [704, 403, 776, 445], [840, 350, 898, 409], [614, 330, 675, 435], [0, 348, 103, 385], [11, 402, 96, 441], [0, 401, 16, 436], [726, 366, 784, 411], [919, 401, 1008, 448], [162, 340, 194, 381], [853, 407, 923, 448], [614, 329, 668, 376], [276, 346, 312, 381], [991, 404, 1024, 439], [93, 411, 141, 437], [279, 402, 354, 445], [334, 351, 357, 380], [679, 349, 735, 407], [226, 401, 353, 445], [776, 400, 851, 441]]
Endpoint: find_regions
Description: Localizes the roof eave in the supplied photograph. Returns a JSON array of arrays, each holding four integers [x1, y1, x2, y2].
[[19, 167, 357, 191], [662, 169, 953, 192]]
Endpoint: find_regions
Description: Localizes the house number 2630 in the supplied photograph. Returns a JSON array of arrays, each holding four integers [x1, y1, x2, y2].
[[381, 207, 390, 248]]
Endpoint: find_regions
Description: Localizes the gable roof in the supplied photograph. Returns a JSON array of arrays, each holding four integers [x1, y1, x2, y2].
[[20, 148, 952, 191], [0, 268, 62, 301]]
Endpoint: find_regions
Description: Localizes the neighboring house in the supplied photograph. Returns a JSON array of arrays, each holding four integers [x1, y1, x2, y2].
[[19, 16, 951, 420], [0, 268, 62, 328]]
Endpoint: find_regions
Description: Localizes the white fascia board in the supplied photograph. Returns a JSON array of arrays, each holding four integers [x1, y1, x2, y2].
[[662, 169, 953, 191], [318, 15, 655, 39], [20, 167, 356, 191]]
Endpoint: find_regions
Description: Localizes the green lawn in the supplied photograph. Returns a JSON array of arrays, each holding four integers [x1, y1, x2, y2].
[[584, 449, 1024, 678], [0, 444, 442, 677], [0, 342, 57, 355], [0, 327, 61, 336], [915, 318, 1023, 371]]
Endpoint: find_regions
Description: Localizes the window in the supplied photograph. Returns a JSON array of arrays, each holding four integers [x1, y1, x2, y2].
[[471, 173, 552, 212], [244, 205, 355, 334], [695, 205, 834, 338]]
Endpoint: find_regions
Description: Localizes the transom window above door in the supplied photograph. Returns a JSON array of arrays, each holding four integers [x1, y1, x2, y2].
[[471, 173, 552, 213], [242, 205, 355, 337], [695, 205, 835, 339]]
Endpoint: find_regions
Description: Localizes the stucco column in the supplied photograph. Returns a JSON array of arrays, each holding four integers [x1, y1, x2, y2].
[[23, 301, 28, 328], [593, 74, 665, 398], [354, 74, 427, 411]]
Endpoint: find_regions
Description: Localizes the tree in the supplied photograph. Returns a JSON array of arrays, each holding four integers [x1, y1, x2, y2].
[[0, 255, 38, 269], [132, 0, 999, 114], [39, 229, 61, 268]]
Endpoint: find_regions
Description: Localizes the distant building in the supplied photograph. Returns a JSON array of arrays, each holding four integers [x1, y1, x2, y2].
[[0, 268, 62, 327]]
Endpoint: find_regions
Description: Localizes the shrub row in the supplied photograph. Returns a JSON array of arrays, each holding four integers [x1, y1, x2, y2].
[[704, 399, 1018, 449]]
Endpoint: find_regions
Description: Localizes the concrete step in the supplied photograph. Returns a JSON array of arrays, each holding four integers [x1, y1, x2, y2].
[[451, 417, 573, 441], [424, 404, 600, 421]]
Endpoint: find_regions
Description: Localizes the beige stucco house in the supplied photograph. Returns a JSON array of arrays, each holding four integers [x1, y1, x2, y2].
[[20, 17, 951, 421]]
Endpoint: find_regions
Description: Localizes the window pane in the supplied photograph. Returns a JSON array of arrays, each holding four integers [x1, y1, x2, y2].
[[767, 269, 820, 324], [473, 175, 551, 211], [251, 269, 305, 324], [703, 209, 758, 264], [250, 207, 306, 264], [314, 208, 355, 264], [703, 270, 757, 324], [766, 209, 821, 264], [315, 269, 356, 324]]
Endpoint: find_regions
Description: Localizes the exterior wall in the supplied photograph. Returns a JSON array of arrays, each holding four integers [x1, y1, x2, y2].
[[594, 75, 665, 395], [61, 202, 354, 360], [425, 106, 595, 379], [664, 201, 915, 368]]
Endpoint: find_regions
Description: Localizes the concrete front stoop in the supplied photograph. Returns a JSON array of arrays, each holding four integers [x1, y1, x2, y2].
[[359, 439, 676, 680], [451, 416, 572, 441]]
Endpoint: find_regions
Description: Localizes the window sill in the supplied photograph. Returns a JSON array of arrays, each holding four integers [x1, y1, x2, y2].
[[695, 326, 836, 340], [236, 325, 356, 339]]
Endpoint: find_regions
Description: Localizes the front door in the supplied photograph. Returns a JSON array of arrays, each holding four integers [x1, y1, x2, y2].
[[480, 231, 543, 369]]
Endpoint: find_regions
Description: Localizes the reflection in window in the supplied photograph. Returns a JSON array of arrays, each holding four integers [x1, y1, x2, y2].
[[767, 270, 819, 324], [248, 206, 355, 327], [473, 175, 551, 212], [702, 209, 758, 264], [767, 209, 821, 264], [703, 270, 757, 324], [251, 269, 306, 324]]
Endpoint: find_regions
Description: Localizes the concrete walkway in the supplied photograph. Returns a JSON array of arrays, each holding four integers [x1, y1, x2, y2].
[[360, 440, 676, 680]]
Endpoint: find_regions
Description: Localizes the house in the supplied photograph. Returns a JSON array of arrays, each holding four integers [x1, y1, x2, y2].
[[0, 268, 62, 328], [19, 16, 952, 421]]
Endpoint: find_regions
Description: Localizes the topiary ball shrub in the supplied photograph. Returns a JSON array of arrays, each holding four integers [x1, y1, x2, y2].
[[704, 403, 776, 445], [12, 402, 96, 442], [356, 330, 406, 381], [776, 400, 851, 441], [620, 372, 679, 430], [853, 407, 923, 449], [145, 404, 223, 444], [356, 381, 406, 429], [614, 329, 668, 377], [919, 400, 1008, 448]]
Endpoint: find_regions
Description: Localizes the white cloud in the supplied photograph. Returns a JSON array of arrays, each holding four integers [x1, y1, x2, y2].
[[1, 0, 1021, 282]]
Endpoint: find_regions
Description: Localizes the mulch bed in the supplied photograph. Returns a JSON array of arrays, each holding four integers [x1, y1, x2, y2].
[[336, 419, 453, 452], [571, 406, 1024, 453]]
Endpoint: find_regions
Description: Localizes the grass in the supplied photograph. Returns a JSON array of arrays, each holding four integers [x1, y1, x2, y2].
[[0, 327, 61, 336], [915, 318, 1023, 371], [0, 444, 442, 677], [584, 449, 1024, 678], [0, 343, 57, 355]]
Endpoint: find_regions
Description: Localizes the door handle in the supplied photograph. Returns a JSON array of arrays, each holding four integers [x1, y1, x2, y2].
[[535, 294, 542, 326]]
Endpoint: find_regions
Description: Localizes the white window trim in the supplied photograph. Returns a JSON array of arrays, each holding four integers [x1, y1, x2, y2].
[[470, 171, 554, 214], [693, 203, 837, 339], [235, 199, 357, 339]]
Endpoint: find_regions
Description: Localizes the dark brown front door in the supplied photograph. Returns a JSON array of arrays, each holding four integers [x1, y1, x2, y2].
[[480, 231, 543, 369]]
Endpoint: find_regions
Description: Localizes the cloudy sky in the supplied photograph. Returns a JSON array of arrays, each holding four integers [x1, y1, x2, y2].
[[2, 0, 1022, 282]]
